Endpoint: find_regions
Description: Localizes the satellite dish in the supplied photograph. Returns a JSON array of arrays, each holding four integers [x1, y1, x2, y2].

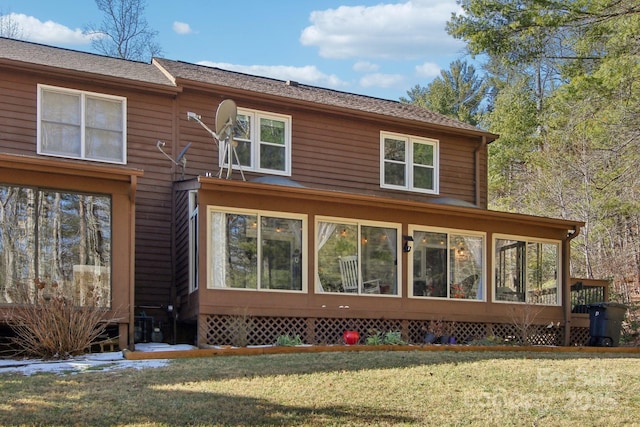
[[215, 99, 237, 137], [187, 98, 245, 181], [156, 140, 191, 180], [176, 142, 192, 164]]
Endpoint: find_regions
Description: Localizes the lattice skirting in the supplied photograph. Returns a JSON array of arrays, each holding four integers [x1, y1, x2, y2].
[[200, 315, 591, 347]]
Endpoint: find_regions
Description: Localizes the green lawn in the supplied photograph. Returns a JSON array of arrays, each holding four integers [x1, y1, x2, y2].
[[2, 350, 640, 426]]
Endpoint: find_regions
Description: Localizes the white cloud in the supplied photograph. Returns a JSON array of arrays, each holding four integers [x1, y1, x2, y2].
[[353, 61, 379, 73], [197, 61, 348, 89], [172, 21, 193, 35], [359, 73, 405, 89], [300, 0, 464, 60], [415, 62, 441, 79], [6, 13, 94, 45]]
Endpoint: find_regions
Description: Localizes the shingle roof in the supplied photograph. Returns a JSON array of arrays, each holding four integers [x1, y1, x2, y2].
[[0, 37, 495, 139], [0, 37, 174, 87], [153, 58, 497, 139]]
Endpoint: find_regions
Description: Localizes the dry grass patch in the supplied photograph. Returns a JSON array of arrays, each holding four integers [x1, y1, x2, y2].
[[1, 351, 640, 426]]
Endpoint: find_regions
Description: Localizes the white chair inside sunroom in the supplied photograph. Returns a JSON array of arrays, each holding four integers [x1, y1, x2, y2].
[[338, 255, 381, 294]]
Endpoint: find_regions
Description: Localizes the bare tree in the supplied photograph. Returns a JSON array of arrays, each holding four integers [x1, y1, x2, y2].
[[85, 0, 161, 62], [0, 11, 25, 39]]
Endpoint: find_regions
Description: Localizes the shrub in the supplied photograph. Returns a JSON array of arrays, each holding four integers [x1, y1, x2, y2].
[[275, 334, 304, 346], [6, 279, 118, 359], [365, 330, 406, 345], [365, 331, 385, 345]]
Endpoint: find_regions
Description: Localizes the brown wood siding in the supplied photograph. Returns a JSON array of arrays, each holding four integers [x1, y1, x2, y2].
[[0, 70, 38, 155], [174, 88, 487, 206], [173, 188, 190, 304], [0, 69, 178, 320]]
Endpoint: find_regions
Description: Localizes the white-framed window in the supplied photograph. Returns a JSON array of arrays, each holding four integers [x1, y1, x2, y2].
[[224, 108, 291, 175], [208, 207, 306, 291], [316, 217, 401, 296], [37, 84, 127, 164], [493, 235, 561, 305], [188, 191, 198, 293], [409, 226, 485, 301], [381, 131, 439, 194]]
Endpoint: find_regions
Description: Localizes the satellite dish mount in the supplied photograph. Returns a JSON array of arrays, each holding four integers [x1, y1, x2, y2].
[[157, 140, 191, 180], [187, 99, 245, 180]]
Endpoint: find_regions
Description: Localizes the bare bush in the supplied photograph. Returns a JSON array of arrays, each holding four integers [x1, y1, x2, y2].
[[228, 308, 253, 347], [508, 303, 545, 345], [6, 279, 119, 359]]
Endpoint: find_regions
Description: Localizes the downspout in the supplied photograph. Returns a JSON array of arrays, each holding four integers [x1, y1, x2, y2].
[[474, 136, 487, 207], [127, 176, 138, 351], [563, 226, 581, 346]]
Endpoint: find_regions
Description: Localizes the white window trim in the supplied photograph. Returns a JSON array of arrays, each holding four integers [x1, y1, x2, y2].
[[37, 84, 127, 164], [188, 191, 198, 293], [315, 216, 402, 297], [206, 206, 307, 292], [380, 131, 439, 194], [408, 225, 486, 301], [221, 108, 292, 176], [492, 233, 562, 306]]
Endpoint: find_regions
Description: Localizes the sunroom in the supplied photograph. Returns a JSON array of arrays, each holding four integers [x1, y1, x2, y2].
[[173, 176, 585, 347], [0, 153, 141, 350]]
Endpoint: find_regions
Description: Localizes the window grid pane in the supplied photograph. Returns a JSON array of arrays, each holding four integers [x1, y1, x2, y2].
[[260, 118, 285, 145], [225, 213, 258, 289], [413, 142, 434, 166], [260, 144, 285, 171], [413, 165, 434, 190], [384, 162, 406, 186], [384, 138, 406, 161], [317, 222, 357, 293]]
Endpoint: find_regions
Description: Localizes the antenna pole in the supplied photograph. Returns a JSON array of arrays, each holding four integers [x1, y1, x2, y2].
[[188, 100, 246, 181], [217, 119, 245, 181], [187, 113, 220, 144]]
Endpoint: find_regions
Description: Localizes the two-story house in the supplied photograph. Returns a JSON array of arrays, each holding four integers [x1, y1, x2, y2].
[[0, 37, 600, 350]]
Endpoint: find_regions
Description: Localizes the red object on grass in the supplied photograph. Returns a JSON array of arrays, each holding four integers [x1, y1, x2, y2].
[[343, 330, 359, 345]]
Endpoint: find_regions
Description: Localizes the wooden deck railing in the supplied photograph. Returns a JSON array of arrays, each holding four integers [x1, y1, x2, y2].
[[570, 279, 609, 313]]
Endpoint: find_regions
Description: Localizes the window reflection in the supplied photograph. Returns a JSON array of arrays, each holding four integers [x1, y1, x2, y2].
[[0, 185, 111, 306]]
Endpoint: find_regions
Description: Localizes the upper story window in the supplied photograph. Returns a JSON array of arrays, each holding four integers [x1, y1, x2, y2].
[[37, 84, 126, 164], [225, 108, 291, 175], [494, 235, 560, 305], [381, 132, 439, 194]]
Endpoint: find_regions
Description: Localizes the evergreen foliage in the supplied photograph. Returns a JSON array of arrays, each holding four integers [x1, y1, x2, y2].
[[436, 0, 640, 300]]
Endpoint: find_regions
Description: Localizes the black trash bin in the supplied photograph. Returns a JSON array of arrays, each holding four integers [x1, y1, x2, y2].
[[587, 302, 627, 347]]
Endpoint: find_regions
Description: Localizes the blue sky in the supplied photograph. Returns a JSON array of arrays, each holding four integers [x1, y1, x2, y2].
[[0, 0, 469, 100]]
